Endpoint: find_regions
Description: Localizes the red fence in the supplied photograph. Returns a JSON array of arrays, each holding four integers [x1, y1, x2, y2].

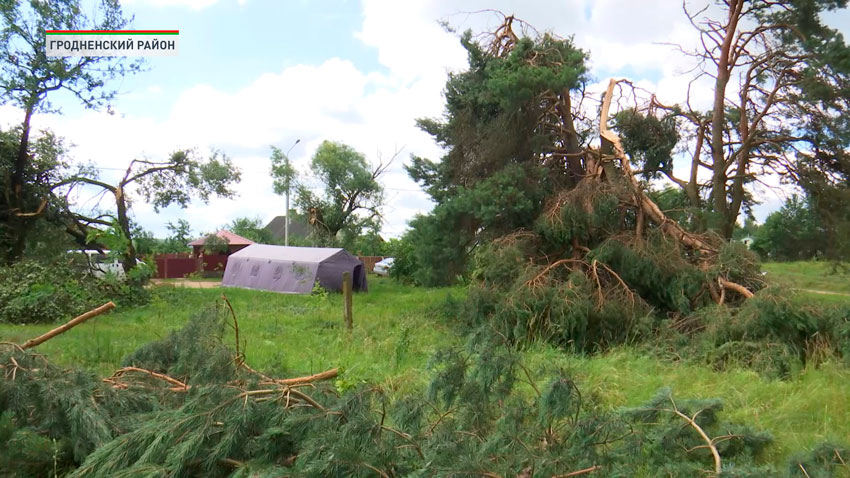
[[154, 254, 198, 279], [358, 256, 387, 273], [201, 253, 228, 276], [154, 253, 231, 279]]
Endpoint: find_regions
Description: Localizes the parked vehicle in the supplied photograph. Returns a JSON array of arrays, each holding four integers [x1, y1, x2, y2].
[[373, 257, 394, 276], [68, 250, 144, 279]]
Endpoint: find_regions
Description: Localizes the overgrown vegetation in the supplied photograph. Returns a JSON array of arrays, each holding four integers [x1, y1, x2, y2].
[[383, 14, 850, 386], [2, 298, 848, 478], [0, 257, 150, 324]]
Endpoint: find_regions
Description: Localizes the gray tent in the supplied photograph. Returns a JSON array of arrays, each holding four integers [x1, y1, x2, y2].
[[222, 244, 367, 294]]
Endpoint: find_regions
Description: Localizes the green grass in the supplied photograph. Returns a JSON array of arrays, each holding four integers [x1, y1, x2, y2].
[[1, 269, 849, 467], [0, 277, 464, 390], [763, 261, 850, 296], [521, 344, 850, 465]]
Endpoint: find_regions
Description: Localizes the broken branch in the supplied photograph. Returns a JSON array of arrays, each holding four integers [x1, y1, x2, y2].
[[718, 277, 754, 299], [105, 366, 190, 392], [21, 302, 115, 350], [259, 367, 339, 386], [552, 465, 601, 478]]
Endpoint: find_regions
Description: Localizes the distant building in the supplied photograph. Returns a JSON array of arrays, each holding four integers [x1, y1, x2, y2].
[[188, 230, 255, 256], [739, 236, 754, 249], [264, 215, 311, 242]]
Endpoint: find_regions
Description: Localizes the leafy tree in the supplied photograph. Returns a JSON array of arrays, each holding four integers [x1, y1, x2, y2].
[[0, 0, 141, 262], [201, 232, 228, 254], [163, 219, 193, 253], [60, 150, 241, 272], [752, 195, 827, 261], [0, 126, 91, 261], [295, 141, 391, 244], [129, 223, 158, 256], [344, 228, 386, 256], [227, 216, 273, 244]]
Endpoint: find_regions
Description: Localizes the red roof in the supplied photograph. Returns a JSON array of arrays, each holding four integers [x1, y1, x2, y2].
[[188, 230, 255, 247]]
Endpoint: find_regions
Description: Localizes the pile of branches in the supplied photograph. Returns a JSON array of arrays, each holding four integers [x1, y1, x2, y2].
[[417, 16, 785, 359], [2, 301, 849, 477]]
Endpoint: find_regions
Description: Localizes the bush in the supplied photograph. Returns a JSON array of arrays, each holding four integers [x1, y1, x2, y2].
[[0, 258, 150, 324]]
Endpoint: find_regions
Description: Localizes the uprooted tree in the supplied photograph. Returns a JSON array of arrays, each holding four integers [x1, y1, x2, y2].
[[403, 5, 850, 335], [405, 14, 758, 308]]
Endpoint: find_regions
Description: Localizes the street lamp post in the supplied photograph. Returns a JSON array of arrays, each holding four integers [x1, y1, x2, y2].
[[284, 139, 300, 246]]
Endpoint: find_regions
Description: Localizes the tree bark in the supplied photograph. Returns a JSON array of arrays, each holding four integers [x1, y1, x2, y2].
[[555, 88, 585, 186], [115, 186, 138, 273], [6, 100, 38, 263], [710, 1, 744, 239]]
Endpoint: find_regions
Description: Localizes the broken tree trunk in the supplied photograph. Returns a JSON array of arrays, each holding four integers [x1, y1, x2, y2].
[[599, 79, 717, 256], [598, 79, 753, 300]]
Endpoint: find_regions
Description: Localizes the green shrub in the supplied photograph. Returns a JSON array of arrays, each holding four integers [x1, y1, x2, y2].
[[0, 259, 150, 324]]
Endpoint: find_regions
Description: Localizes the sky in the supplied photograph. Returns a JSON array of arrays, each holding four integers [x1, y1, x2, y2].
[[2, 0, 849, 239]]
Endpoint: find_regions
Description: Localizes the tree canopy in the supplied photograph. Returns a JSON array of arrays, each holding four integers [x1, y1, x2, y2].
[[60, 150, 241, 271], [0, 0, 141, 263], [294, 140, 390, 245]]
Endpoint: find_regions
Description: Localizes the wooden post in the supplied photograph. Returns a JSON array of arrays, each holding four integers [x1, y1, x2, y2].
[[342, 271, 353, 330]]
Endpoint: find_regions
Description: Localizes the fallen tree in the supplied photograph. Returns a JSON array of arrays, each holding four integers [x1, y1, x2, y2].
[[1, 300, 847, 477]]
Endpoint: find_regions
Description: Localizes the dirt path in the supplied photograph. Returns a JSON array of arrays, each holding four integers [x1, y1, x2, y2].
[[798, 288, 850, 297], [151, 279, 221, 289]]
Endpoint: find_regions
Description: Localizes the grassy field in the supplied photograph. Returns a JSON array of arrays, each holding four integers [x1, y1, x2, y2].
[[1, 265, 849, 467], [763, 261, 850, 296], [0, 277, 464, 389]]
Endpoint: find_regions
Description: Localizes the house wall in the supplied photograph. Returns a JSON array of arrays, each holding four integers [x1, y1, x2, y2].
[[358, 256, 387, 273]]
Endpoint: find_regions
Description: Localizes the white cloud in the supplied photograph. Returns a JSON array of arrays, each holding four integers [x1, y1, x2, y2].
[[121, 0, 220, 10], [18, 51, 450, 237], [7, 0, 831, 238]]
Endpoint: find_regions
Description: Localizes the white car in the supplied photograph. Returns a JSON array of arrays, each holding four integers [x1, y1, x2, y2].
[[373, 257, 394, 277], [68, 250, 144, 279]]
